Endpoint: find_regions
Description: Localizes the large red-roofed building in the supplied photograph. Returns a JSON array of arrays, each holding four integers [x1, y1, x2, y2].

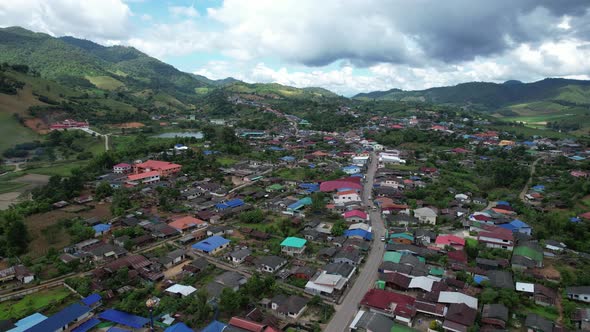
[[360, 289, 417, 326], [132, 160, 182, 177]]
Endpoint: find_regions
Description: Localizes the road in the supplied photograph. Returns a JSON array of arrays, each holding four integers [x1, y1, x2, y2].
[[519, 157, 542, 202], [325, 152, 386, 332]]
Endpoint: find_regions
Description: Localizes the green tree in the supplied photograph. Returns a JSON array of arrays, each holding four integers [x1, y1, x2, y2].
[[95, 181, 113, 199]]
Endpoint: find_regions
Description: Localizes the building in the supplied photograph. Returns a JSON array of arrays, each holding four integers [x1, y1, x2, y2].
[[434, 235, 465, 250], [443, 303, 477, 332], [271, 294, 309, 319], [280, 237, 307, 256], [49, 119, 89, 130], [333, 190, 361, 204], [256, 256, 287, 273], [414, 207, 437, 225], [482, 304, 509, 330], [359, 289, 416, 326], [126, 171, 160, 186], [113, 163, 132, 174], [132, 160, 182, 177], [25, 303, 91, 332], [192, 236, 230, 255], [168, 216, 206, 233], [566, 286, 590, 303], [343, 210, 369, 223], [227, 248, 252, 265], [478, 226, 514, 251]]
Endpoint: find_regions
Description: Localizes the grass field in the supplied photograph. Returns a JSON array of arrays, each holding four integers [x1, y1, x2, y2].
[[524, 304, 559, 321], [274, 168, 308, 181], [85, 75, 125, 90], [0, 181, 27, 194], [486, 125, 571, 139], [0, 287, 72, 320], [217, 156, 238, 166], [0, 112, 39, 153], [24, 160, 88, 177]]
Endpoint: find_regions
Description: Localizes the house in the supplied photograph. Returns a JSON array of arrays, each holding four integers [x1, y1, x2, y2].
[[333, 190, 361, 204], [343, 210, 368, 223], [305, 272, 348, 296], [192, 236, 230, 255], [342, 165, 361, 175], [477, 226, 514, 251], [0, 265, 34, 284], [566, 286, 590, 303], [512, 244, 544, 269], [294, 266, 316, 280], [443, 303, 477, 332], [126, 171, 160, 186], [168, 216, 206, 233], [159, 248, 186, 268], [482, 304, 508, 329], [359, 289, 416, 326], [438, 291, 478, 309], [182, 257, 209, 275], [25, 303, 91, 332], [227, 317, 266, 332], [572, 308, 590, 331], [333, 249, 362, 266], [113, 163, 132, 174], [271, 294, 309, 319], [349, 310, 396, 331], [280, 237, 307, 256], [389, 233, 414, 245], [434, 235, 465, 250], [165, 284, 197, 297], [256, 256, 287, 273], [215, 198, 245, 211], [414, 207, 437, 225], [487, 270, 514, 290], [533, 284, 558, 306], [499, 219, 532, 236], [227, 248, 252, 265], [215, 271, 247, 290], [525, 313, 559, 332], [132, 160, 182, 177], [92, 224, 111, 237], [344, 229, 372, 241]]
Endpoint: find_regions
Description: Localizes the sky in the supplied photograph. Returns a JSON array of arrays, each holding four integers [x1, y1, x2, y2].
[[1, 0, 590, 96]]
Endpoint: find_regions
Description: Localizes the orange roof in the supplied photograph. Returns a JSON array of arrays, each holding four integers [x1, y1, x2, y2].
[[169, 216, 205, 230], [135, 160, 181, 171], [127, 170, 160, 181], [492, 207, 516, 215], [337, 190, 359, 196], [312, 151, 329, 156]]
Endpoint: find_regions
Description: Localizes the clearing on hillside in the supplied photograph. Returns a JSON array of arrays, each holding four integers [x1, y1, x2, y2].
[[85, 75, 125, 90]]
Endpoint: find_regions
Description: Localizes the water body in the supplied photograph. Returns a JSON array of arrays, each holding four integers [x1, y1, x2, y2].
[[154, 132, 203, 139]]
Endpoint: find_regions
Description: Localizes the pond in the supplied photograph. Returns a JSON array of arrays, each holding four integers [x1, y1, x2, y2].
[[153, 132, 203, 139]]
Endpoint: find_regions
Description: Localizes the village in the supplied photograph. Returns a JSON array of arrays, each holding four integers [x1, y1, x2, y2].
[[1, 106, 590, 332]]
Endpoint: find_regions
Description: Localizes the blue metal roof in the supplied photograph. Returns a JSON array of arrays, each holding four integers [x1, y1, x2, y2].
[[509, 219, 530, 228], [201, 320, 227, 332], [25, 303, 91, 332], [164, 322, 194, 332], [71, 318, 100, 332], [215, 199, 244, 210], [8, 313, 47, 332], [81, 293, 102, 306], [106, 328, 132, 332], [98, 309, 149, 328], [192, 236, 230, 252], [280, 156, 296, 162], [344, 229, 373, 240], [93, 223, 111, 233]]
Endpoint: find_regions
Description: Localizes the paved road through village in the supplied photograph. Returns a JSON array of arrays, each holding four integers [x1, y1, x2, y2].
[[325, 152, 386, 332]]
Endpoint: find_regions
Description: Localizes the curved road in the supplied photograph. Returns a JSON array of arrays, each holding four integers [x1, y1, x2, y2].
[[325, 153, 386, 332]]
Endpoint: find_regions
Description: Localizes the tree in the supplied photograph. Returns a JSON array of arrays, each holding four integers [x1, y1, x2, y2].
[[219, 288, 241, 314], [95, 182, 113, 200], [111, 188, 132, 215], [331, 220, 346, 236]]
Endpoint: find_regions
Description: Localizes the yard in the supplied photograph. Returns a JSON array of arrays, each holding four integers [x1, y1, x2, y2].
[[0, 287, 74, 320]]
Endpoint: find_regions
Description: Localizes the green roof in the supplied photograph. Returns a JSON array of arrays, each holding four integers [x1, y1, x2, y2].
[[383, 251, 403, 263], [429, 267, 444, 276], [281, 237, 307, 248], [390, 323, 420, 332], [514, 245, 543, 262], [389, 233, 414, 241]]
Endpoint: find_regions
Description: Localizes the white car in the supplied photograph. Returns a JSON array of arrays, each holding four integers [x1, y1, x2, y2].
[[380, 236, 386, 242]]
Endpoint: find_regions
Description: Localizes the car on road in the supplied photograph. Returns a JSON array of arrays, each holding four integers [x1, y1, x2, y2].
[[380, 236, 386, 242]]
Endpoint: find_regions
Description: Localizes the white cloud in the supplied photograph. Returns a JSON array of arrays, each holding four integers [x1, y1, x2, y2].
[[169, 5, 199, 18], [0, 0, 132, 40], [140, 14, 152, 21]]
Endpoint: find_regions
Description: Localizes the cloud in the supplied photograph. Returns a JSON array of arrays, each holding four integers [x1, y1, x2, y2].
[[169, 5, 199, 18], [0, 0, 132, 40]]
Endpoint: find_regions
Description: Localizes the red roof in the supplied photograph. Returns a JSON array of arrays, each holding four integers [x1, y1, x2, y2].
[[448, 250, 468, 263], [320, 178, 363, 192], [473, 214, 492, 221], [478, 226, 513, 241], [435, 235, 466, 247], [127, 170, 160, 181], [360, 289, 416, 318], [168, 216, 205, 230], [337, 190, 359, 196], [343, 210, 367, 219], [135, 160, 181, 171], [579, 212, 590, 220], [229, 317, 265, 332], [114, 163, 131, 168]]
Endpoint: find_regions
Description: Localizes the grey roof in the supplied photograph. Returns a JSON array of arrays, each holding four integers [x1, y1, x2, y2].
[[566, 286, 590, 294], [257, 255, 286, 269], [276, 295, 308, 314], [525, 313, 554, 332], [322, 262, 354, 278], [354, 311, 395, 331], [229, 248, 252, 260], [271, 294, 288, 306], [487, 271, 514, 290], [205, 281, 225, 299], [215, 271, 246, 288], [318, 247, 339, 258], [482, 304, 509, 321]]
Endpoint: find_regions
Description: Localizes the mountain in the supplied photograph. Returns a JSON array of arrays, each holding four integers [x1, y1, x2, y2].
[[191, 74, 241, 86], [0, 26, 209, 97], [353, 78, 590, 109]]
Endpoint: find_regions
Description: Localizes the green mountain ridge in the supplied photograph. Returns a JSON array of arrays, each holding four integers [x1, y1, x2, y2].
[[353, 78, 590, 109]]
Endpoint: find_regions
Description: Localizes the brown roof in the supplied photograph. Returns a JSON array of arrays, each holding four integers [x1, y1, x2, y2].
[[445, 303, 477, 326]]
